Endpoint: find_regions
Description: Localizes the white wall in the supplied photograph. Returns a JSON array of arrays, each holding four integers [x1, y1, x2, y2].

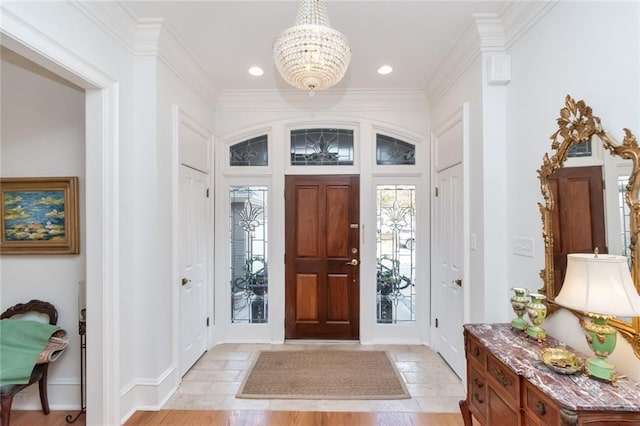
[[117, 57, 216, 419], [506, 1, 640, 379], [430, 57, 485, 323], [1, 57, 85, 409], [0, 2, 182, 423]]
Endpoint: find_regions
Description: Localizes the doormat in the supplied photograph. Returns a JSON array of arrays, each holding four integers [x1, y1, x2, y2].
[[236, 350, 410, 400]]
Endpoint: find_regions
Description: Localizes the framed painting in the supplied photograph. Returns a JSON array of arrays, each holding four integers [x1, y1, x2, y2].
[[1, 177, 79, 255]]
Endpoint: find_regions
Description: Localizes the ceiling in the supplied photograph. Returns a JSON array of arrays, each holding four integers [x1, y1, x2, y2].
[[124, 1, 508, 93]]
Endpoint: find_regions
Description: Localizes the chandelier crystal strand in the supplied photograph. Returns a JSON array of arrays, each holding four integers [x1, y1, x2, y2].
[[273, 0, 351, 94]]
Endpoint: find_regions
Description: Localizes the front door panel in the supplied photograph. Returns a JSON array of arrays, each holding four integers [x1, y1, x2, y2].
[[285, 175, 360, 339]]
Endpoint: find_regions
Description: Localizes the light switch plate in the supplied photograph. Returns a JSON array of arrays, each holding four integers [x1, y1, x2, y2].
[[513, 237, 534, 257]]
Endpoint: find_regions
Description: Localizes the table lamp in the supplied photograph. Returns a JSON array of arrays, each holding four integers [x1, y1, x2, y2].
[[555, 253, 640, 383]]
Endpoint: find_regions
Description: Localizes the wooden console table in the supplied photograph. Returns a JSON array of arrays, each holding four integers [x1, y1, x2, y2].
[[460, 323, 640, 425]]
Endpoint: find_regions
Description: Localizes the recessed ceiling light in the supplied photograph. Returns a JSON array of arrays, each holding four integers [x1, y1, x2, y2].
[[377, 65, 393, 75], [248, 66, 264, 77]]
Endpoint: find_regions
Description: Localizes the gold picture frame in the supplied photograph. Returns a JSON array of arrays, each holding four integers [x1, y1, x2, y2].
[[538, 95, 640, 358], [1, 177, 79, 255]]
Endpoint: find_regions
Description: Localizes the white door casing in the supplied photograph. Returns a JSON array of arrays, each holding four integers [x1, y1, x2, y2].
[[179, 165, 209, 376], [431, 105, 469, 380]]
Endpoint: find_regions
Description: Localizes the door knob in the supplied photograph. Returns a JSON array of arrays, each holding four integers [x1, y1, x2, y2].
[[181, 277, 191, 286], [346, 259, 359, 266]]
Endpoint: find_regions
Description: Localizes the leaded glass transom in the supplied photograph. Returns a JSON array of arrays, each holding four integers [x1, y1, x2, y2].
[[376, 134, 416, 165], [229, 135, 268, 166], [376, 185, 416, 324], [290, 128, 354, 166], [229, 186, 268, 323], [567, 139, 592, 158]]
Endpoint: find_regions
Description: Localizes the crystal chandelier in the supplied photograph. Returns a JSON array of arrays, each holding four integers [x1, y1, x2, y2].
[[273, 0, 351, 94]]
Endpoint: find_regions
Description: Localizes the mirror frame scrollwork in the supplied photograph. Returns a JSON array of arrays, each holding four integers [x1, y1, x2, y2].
[[538, 94, 640, 358]]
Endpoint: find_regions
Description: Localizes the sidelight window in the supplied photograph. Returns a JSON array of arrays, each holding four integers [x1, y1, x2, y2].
[[229, 186, 268, 323], [376, 185, 416, 323], [618, 175, 631, 260]]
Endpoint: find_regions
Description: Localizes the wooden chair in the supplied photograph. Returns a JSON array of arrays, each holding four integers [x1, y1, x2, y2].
[[0, 300, 58, 426]]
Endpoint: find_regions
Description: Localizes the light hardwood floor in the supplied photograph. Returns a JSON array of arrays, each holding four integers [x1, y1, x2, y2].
[[10, 343, 466, 425], [11, 410, 465, 425]]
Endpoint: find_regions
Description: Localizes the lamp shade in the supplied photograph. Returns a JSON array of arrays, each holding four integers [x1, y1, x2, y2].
[[556, 253, 640, 316]]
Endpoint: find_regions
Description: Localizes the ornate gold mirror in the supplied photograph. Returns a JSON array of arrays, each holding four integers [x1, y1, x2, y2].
[[538, 95, 640, 357]]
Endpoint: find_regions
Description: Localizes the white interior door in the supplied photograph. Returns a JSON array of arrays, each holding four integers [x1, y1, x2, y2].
[[434, 163, 465, 378], [179, 164, 209, 376]]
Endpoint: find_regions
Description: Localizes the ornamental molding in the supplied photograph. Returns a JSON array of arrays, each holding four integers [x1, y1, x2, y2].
[[215, 89, 428, 113], [426, 1, 558, 105], [71, 2, 218, 107]]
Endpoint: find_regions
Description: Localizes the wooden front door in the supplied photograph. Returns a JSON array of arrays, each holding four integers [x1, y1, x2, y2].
[[285, 175, 360, 339], [549, 165, 606, 297]]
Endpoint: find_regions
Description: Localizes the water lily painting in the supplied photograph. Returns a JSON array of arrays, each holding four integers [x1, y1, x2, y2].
[[1, 177, 79, 254]]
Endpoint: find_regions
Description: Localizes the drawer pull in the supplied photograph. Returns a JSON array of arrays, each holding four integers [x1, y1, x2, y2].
[[472, 378, 484, 388], [472, 346, 480, 357], [493, 368, 512, 387], [536, 400, 547, 416], [473, 392, 484, 404]]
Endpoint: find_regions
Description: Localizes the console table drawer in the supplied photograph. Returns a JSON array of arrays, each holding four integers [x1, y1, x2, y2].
[[486, 353, 519, 404], [468, 364, 487, 422], [524, 380, 558, 425], [466, 334, 486, 367]]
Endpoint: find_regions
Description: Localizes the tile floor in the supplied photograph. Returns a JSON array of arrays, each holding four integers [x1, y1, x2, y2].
[[164, 343, 465, 413]]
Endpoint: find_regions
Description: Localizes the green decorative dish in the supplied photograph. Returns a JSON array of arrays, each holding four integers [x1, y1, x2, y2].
[[540, 347, 584, 375]]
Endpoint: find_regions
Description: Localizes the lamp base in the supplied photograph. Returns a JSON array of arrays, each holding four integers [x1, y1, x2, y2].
[[585, 356, 617, 384], [582, 315, 618, 385]]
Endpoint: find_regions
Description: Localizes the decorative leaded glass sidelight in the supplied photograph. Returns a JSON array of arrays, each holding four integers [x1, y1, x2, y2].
[[290, 128, 354, 165], [229, 186, 268, 323], [376, 134, 416, 165], [229, 135, 268, 166], [376, 185, 416, 323]]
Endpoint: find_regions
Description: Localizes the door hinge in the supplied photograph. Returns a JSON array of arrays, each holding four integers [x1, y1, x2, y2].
[[206, 317, 210, 327], [602, 179, 606, 190], [206, 188, 210, 198], [435, 318, 439, 328], [435, 187, 438, 197]]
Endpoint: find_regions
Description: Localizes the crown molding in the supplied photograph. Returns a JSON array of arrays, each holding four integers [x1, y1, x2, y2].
[[425, 19, 482, 105], [426, 2, 558, 105], [501, 0, 559, 49], [71, 2, 218, 108], [215, 89, 428, 113], [474, 13, 506, 52], [70, 1, 139, 56], [156, 25, 220, 107]]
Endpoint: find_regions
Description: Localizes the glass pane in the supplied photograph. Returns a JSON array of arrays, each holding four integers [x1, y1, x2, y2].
[[376, 185, 416, 323], [376, 134, 416, 165], [229, 135, 268, 166], [567, 139, 592, 158], [618, 175, 631, 260], [290, 128, 354, 166], [229, 186, 268, 323]]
